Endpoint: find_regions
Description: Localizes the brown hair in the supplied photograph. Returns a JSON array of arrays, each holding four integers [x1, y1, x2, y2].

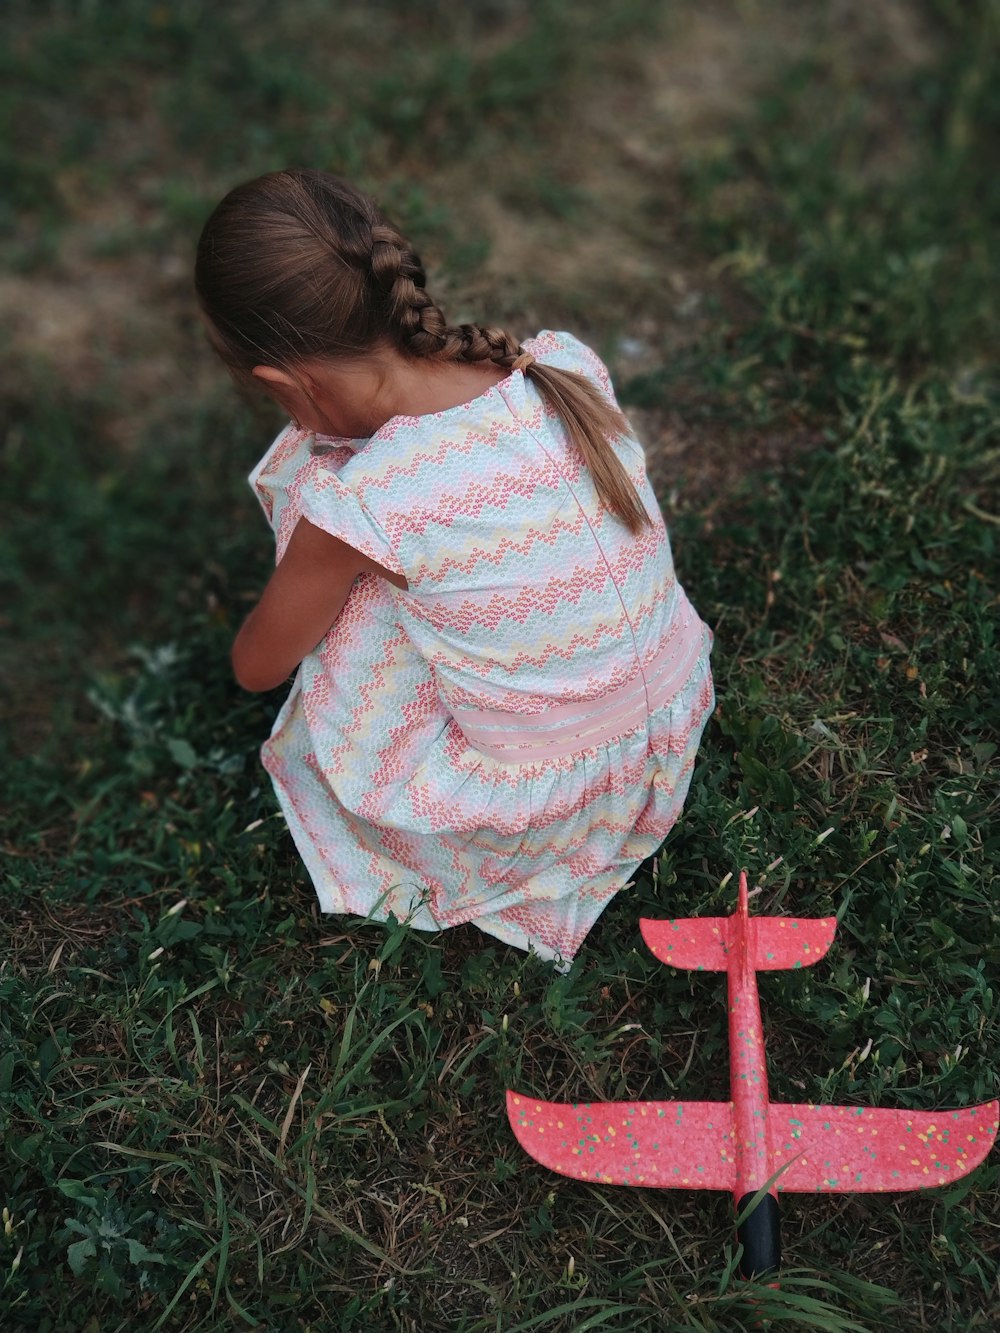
[[195, 168, 652, 534]]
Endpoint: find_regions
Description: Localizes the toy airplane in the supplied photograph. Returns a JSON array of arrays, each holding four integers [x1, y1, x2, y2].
[[507, 872, 999, 1277]]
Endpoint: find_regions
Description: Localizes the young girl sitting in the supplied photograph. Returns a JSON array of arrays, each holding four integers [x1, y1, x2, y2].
[[195, 168, 714, 967]]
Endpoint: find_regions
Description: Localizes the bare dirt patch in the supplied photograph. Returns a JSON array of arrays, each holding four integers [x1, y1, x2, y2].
[[0, 2, 931, 480]]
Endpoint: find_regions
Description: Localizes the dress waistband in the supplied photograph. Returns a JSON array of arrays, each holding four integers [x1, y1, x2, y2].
[[451, 602, 708, 762]]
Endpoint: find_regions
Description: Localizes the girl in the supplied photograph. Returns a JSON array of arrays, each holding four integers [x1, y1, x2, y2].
[[195, 168, 714, 967]]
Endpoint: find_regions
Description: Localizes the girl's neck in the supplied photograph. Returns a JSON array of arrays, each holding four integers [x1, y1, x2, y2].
[[385, 356, 508, 420], [254, 347, 509, 439]]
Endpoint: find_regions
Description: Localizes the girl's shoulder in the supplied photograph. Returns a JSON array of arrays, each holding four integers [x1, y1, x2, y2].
[[359, 329, 614, 448], [529, 329, 612, 384], [528, 328, 606, 367], [312, 330, 619, 490], [527, 329, 622, 420]]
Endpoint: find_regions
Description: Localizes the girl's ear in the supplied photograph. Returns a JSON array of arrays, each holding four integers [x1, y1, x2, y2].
[[251, 365, 298, 392], [251, 365, 309, 424]]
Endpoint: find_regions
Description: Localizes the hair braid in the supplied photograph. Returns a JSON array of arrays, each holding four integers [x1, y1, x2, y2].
[[367, 224, 438, 346], [365, 221, 528, 372]]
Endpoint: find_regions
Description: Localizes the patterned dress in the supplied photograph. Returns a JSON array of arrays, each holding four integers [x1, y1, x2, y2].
[[248, 331, 714, 964]]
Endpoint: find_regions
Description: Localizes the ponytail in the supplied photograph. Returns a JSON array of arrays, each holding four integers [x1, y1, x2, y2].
[[524, 361, 652, 536]]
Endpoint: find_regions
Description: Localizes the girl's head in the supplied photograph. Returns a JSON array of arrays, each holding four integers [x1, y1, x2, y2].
[[195, 168, 652, 533], [195, 168, 520, 387]]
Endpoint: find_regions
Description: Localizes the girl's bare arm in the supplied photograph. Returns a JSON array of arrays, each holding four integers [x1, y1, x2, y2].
[[231, 517, 379, 692]]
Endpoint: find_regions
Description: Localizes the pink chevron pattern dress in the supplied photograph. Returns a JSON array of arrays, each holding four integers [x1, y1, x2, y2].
[[248, 331, 714, 964]]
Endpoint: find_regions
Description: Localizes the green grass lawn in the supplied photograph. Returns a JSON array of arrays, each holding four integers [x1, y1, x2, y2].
[[1, 2, 998, 1329]]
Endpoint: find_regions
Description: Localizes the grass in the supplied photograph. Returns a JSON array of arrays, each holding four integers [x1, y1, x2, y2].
[[2, 1, 999, 1329]]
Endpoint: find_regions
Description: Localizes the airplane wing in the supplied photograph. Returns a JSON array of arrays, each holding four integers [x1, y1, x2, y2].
[[640, 916, 837, 972], [639, 918, 731, 970], [506, 1092, 736, 1189], [766, 1100, 1000, 1192], [508, 1094, 999, 1196]]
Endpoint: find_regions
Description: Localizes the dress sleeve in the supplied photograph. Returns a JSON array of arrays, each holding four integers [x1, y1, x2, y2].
[[295, 455, 406, 578], [530, 330, 620, 408], [531, 330, 645, 467], [248, 424, 314, 530]]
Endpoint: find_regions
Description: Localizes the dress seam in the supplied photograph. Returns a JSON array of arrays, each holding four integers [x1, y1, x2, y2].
[[500, 383, 651, 717]]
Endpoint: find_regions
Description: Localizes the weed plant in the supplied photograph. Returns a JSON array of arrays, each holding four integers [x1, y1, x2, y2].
[[1, 2, 998, 1330]]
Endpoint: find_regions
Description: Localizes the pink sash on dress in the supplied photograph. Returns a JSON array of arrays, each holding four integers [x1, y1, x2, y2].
[[451, 596, 706, 762]]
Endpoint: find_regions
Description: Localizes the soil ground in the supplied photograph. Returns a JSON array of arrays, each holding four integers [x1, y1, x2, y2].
[[0, 3, 932, 495]]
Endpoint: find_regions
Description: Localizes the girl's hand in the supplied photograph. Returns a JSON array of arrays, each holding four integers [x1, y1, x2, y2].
[[231, 518, 371, 692]]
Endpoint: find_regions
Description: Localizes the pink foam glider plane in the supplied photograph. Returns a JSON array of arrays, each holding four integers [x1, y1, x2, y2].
[[507, 872, 998, 1277]]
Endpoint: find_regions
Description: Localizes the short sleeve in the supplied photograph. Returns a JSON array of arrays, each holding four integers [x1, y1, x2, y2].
[[530, 330, 644, 468], [296, 456, 406, 578], [529, 330, 620, 409], [248, 424, 321, 530]]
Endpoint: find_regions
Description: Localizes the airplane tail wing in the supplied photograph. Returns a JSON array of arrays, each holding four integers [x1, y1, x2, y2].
[[638, 917, 732, 971], [750, 917, 837, 971], [766, 1100, 1000, 1192], [640, 916, 837, 972], [506, 1092, 736, 1190]]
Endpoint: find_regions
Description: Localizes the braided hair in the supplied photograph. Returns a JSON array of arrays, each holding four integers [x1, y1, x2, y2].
[[195, 169, 652, 534]]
